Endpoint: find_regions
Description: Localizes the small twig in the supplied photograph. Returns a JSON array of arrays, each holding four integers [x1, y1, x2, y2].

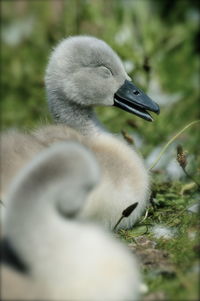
[[113, 202, 138, 231], [113, 216, 124, 231], [139, 191, 157, 224], [126, 119, 138, 129], [139, 208, 149, 224], [121, 130, 134, 145]]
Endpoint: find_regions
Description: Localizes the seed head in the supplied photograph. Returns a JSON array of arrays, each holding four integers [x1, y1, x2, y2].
[[177, 145, 187, 169]]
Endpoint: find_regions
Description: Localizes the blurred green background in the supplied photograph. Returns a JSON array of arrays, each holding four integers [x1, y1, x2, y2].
[[1, 0, 199, 165], [1, 1, 200, 300]]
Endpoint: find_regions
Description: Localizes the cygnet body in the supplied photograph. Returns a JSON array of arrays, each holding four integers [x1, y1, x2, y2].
[[1, 36, 159, 229], [1, 142, 140, 300]]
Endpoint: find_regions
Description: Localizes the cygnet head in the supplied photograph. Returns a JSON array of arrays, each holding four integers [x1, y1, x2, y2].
[[45, 36, 160, 133], [46, 36, 127, 107]]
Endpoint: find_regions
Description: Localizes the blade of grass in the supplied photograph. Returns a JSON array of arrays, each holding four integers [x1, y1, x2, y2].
[[148, 120, 200, 171]]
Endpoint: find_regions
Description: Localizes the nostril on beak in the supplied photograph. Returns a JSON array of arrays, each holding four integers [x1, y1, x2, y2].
[[133, 90, 140, 95]]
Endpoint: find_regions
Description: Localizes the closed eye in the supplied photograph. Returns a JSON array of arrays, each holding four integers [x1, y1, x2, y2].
[[99, 65, 113, 75], [83, 63, 113, 77], [97, 65, 113, 77]]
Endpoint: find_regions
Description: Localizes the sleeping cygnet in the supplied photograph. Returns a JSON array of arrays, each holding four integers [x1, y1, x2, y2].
[[1, 141, 141, 300], [0, 35, 160, 230]]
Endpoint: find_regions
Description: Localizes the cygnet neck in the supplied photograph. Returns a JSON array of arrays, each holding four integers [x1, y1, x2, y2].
[[49, 93, 106, 136]]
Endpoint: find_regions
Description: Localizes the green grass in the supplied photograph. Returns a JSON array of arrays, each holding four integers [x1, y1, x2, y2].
[[118, 181, 199, 300]]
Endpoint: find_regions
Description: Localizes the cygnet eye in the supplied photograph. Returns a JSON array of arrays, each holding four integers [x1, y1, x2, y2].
[[98, 65, 113, 78]]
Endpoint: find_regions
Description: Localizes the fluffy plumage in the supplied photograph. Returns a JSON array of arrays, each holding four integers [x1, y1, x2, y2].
[[2, 142, 140, 300], [0, 36, 150, 229]]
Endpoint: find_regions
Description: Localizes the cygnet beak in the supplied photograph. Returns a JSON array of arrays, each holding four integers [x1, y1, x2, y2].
[[114, 80, 160, 121]]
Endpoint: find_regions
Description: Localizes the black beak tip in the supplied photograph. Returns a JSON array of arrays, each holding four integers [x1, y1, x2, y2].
[[147, 114, 153, 122], [156, 104, 160, 115], [154, 103, 160, 115], [114, 79, 160, 121]]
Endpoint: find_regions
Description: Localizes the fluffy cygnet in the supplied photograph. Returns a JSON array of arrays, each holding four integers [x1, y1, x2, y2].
[[1, 142, 140, 301], [1, 36, 160, 229], [44, 35, 159, 228]]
